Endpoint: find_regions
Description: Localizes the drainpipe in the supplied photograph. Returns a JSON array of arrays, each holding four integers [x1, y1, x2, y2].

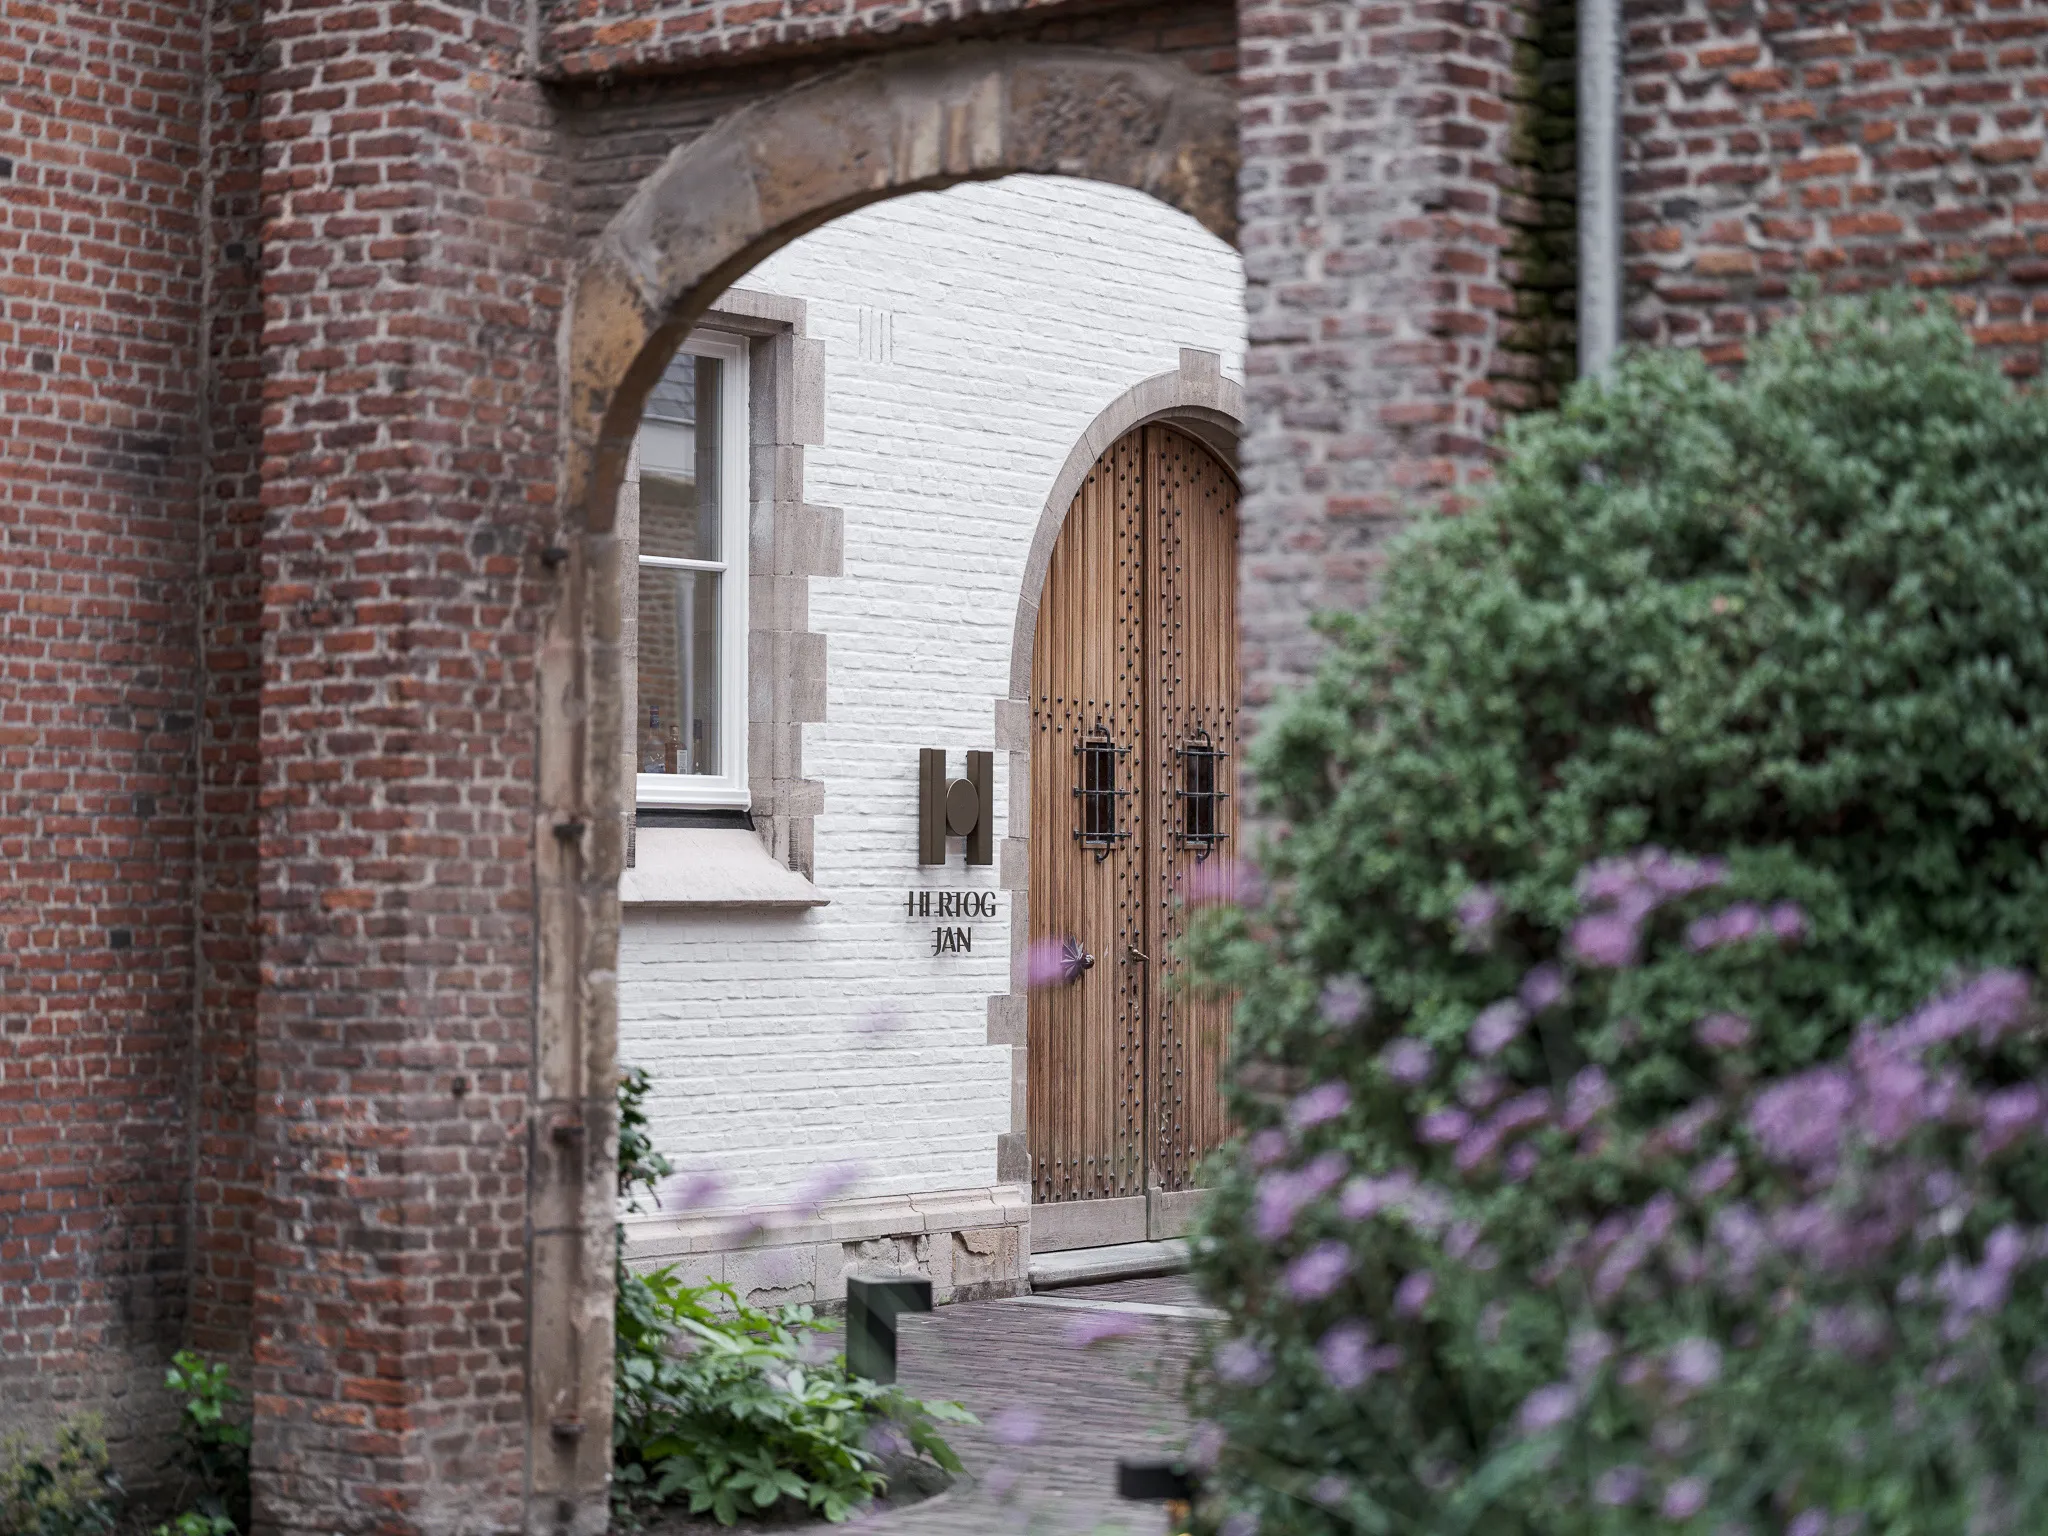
[[1578, 0, 1623, 375]]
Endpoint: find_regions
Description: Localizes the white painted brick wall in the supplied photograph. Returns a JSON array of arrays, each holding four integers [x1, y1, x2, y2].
[[619, 176, 1245, 1212]]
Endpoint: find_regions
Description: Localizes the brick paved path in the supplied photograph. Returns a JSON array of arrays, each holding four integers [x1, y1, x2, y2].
[[856, 1276, 1216, 1536]]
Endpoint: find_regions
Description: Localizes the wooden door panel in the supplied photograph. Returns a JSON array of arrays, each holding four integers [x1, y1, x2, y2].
[[1144, 425, 1239, 1191], [1028, 432, 1148, 1202], [1030, 424, 1238, 1204]]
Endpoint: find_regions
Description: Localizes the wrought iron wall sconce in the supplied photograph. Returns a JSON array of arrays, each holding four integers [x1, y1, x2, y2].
[[918, 748, 993, 866]]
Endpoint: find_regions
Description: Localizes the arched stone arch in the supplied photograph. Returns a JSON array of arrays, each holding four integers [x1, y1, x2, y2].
[[983, 350, 1244, 1205], [530, 41, 1239, 1514]]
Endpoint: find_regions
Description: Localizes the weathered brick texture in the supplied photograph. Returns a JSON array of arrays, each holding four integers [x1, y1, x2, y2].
[[0, 0, 205, 1463], [1234, 0, 1534, 705], [542, 0, 1234, 81], [248, 0, 566, 1529], [1625, 0, 2048, 374]]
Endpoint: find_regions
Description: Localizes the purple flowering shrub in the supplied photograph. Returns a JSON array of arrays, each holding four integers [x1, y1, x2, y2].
[[1184, 301, 2048, 1534], [1191, 854, 2048, 1534]]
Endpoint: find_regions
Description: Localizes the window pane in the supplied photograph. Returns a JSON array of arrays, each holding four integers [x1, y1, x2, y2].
[[640, 353, 723, 562], [636, 566, 720, 777]]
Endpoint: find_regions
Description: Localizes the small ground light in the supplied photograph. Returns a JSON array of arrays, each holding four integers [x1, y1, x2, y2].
[[845, 1273, 933, 1385], [1117, 1459, 1197, 1535]]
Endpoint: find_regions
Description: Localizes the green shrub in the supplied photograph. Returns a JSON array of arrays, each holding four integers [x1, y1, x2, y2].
[[613, 1270, 971, 1526], [0, 1418, 121, 1536], [1186, 295, 2048, 1533], [612, 1069, 972, 1526]]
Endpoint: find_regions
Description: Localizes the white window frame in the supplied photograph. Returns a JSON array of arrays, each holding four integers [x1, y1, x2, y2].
[[634, 329, 751, 811]]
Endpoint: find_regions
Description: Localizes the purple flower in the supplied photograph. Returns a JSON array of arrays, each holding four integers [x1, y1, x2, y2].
[[1593, 1464, 1644, 1507], [1563, 1067, 1613, 1134], [1184, 1419, 1226, 1470], [1253, 1151, 1349, 1241], [1454, 1125, 1502, 1173], [1688, 901, 1763, 952], [1316, 1321, 1375, 1389], [1665, 1337, 1721, 1391], [795, 1161, 864, 1207], [1219, 1514, 1260, 1536], [1185, 857, 1263, 908], [1504, 1141, 1540, 1181], [1455, 885, 1502, 946], [989, 1404, 1043, 1446], [1768, 900, 1808, 941], [1338, 1171, 1414, 1220], [1567, 1326, 1614, 1384], [1492, 1089, 1552, 1136], [1689, 1151, 1738, 1199], [1516, 1382, 1578, 1435], [1017, 936, 1071, 990], [1213, 1337, 1271, 1385], [1469, 999, 1529, 1058], [1978, 1084, 2042, 1156], [1318, 974, 1371, 1028], [1659, 1477, 1709, 1520], [661, 1170, 728, 1211], [1283, 1241, 1353, 1300], [1392, 1270, 1434, 1316], [1381, 1037, 1435, 1087], [1569, 911, 1641, 969], [1418, 1107, 1471, 1145], [1694, 1011, 1752, 1051], [1898, 967, 2032, 1049], [1749, 1066, 1855, 1167], [1246, 1129, 1289, 1169], [1787, 1514, 1827, 1536], [1064, 1311, 1145, 1347], [1288, 1081, 1351, 1131], [1519, 963, 1567, 1013]]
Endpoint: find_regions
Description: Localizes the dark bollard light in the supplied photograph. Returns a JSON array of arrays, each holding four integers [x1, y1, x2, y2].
[[845, 1273, 933, 1385], [1117, 1460, 1198, 1534]]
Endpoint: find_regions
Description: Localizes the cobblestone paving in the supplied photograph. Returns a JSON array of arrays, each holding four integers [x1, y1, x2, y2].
[[855, 1277, 1212, 1536]]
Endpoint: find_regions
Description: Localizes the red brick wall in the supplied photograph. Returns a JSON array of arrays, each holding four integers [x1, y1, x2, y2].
[[1625, 0, 2048, 376], [247, 0, 568, 1528], [188, 0, 267, 1369], [0, 0, 205, 1465], [541, 0, 1233, 81], [1234, 0, 1535, 705]]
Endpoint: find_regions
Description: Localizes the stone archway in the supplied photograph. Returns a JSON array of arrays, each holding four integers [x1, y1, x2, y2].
[[528, 40, 1238, 1525]]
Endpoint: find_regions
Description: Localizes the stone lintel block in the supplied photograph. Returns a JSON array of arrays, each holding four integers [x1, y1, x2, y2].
[[996, 1132, 1030, 1185], [785, 778, 825, 818], [709, 286, 807, 333], [775, 502, 841, 578], [1179, 346, 1222, 382], [775, 631, 828, 723], [790, 337, 826, 446], [998, 835, 1029, 891], [992, 696, 1031, 751], [987, 992, 1025, 1047], [1006, 746, 1031, 839]]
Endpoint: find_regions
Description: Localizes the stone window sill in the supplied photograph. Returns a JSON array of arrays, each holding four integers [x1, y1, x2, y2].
[[621, 827, 828, 908]]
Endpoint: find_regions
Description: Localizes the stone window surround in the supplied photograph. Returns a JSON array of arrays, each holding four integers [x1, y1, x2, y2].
[[620, 287, 837, 883], [984, 347, 1245, 1254]]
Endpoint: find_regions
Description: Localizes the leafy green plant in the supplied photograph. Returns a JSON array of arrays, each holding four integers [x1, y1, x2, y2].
[[0, 1418, 122, 1536], [156, 1353, 249, 1536], [1184, 294, 2048, 1533], [612, 1068, 973, 1525]]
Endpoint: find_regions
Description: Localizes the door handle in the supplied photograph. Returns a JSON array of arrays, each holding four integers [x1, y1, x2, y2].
[[1126, 944, 1149, 964]]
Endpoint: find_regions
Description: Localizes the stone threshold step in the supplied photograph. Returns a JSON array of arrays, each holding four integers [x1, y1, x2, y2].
[[1028, 1238, 1190, 1291]]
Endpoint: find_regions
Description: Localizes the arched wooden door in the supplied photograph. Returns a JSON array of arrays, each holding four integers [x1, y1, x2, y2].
[[1028, 423, 1239, 1210]]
